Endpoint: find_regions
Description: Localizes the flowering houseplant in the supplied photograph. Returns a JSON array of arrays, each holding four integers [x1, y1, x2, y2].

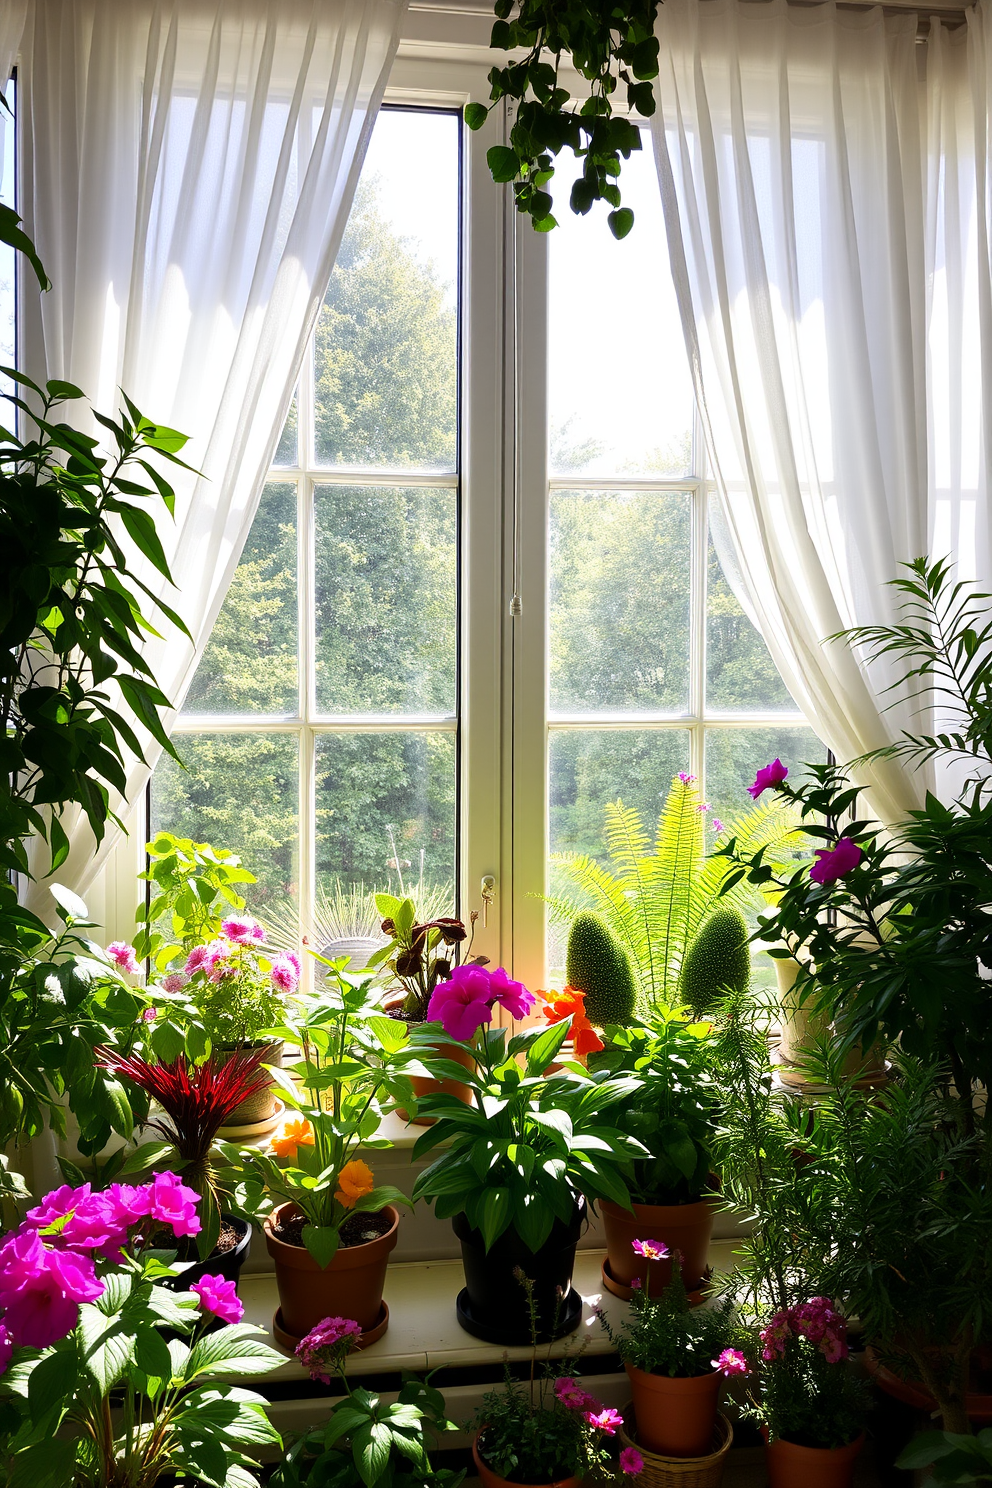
[[365, 892, 473, 1023], [0, 1175, 282, 1486], [598, 1247, 741, 1381], [747, 1299, 867, 1450], [274, 1315, 462, 1488]]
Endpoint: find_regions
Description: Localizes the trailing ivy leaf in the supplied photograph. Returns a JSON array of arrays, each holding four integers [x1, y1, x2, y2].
[[486, 145, 520, 183], [464, 102, 488, 130], [608, 208, 635, 240]]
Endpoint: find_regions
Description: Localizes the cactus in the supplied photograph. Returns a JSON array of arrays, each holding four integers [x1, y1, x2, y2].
[[566, 911, 638, 1027], [679, 906, 750, 1016]]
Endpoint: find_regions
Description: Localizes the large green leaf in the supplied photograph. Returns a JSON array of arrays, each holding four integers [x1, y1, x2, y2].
[[185, 1325, 283, 1381]]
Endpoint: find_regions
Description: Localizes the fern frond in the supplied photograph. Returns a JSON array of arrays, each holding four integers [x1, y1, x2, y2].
[[548, 852, 650, 984], [652, 778, 704, 1002]]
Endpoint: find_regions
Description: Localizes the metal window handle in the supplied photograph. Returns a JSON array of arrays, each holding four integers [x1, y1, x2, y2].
[[481, 875, 496, 928]]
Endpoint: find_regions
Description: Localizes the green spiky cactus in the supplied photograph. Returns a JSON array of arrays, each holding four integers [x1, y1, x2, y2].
[[679, 905, 750, 1016], [566, 910, 638, 1027]]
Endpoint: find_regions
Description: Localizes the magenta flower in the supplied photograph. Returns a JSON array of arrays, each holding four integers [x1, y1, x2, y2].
[[620, 1448, 644, 1476], [485, 965, 535, 1020], [222, 915, 261, 944], [809, 837, 862, 885], [584, 1407, 624, 1436], [296, 1316, 363, 1382], [142, 1171, 201, 1238], [759, 1309, 792, 1362], [748, 759, 788, 799], [184, 941, 221, 975], [426, 965, 495, 1041], [629, 1276, 642, 1290], [554, 1377, 599, 1411], [631, 1238, 669, 1260], [283, 951, 302, 976], [713, 1348, 750, 1377], [712, 818, 724, 833], [107, 941, 139, 974], [271, 954, 300, 994], [26, 1183, 130, 1262], [0, 1229, 104, 1347], [251, 921, 267, 942], [0, 1323, 12, 1376], [677, 772, 697, 784], [190, 1273, 244, 1325], [142, 1006, 158, 1022]]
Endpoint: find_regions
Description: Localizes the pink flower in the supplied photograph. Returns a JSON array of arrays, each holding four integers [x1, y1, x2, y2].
[[426, 965, 495, 1041], [713, 1348, 750, 1377], [271, 954, 300, 994], [0, 1228, 104, 1347], [677, 772, 697, 784], [222, 915, 261, 945], [629, 1276, 642, 1290], [809, 838, 862, 885], [696, 803, 712, 813], [631, 1238, 669, 1260], [296, 1316, 363, 1383], [759, 1309, 792, 1362], [283, 951, 301, 975], [584, 1407, 624, 1436], [142, 1171, 201, 1238], [712, 819, 724, 833], [484, 965, 535, 1020], [748, 759, 788, 799], [0, 1323, 12, 1376], [161, 973, 187, 994], [142, 1007, 158, 1022], [107, 941, 139, 974], [26, 1184, 130, 1262], [620, 1448, 644, 1476], [251, 921, 267, 942], [190, 1274, 244, 1325], [554, 1377, 600, 1411]]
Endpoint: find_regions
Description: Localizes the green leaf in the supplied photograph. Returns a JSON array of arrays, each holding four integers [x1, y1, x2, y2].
[[487, 145, 519, 183], [116, 502, 173, 579], [0, 203, 50, 291], [608, 208, 635, 240], [303, 1223, 340, 1269], [133, 1323, 173, 1381], [27, 1346, 78, 1420], [464, 102, 488, 130], [524, 1018, 570, 1073], [185, 1324, 283, 1381], [8, 1440, 78, 1488]]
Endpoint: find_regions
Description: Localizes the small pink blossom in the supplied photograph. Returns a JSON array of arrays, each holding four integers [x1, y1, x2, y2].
[[584, 1407, 624, 1436], [620, 1448, 644, 1476], [759, 1309, 792, 1362], [554, 1377, 600, 1412], [810, 838, 862, 885], [222, 915, 261, 944], [142, 1171, 201, 1238], [629, 1276, 642, 1290], [185, 940, 226, 976], [161, 972, 188, 994], [271, 954, 300, 994], [677, 772, 697, 784], [713, 1348, 750, 1377], [296, 1316, 363, 1383], [712, 819, 724, 833], [107, 941, 139, 974], [631, 1238, 669, 1260], [251, 921, 267, 942], [283, 951, 301, 975], [426, 964, 496, 1041], [696, 802, 712, 813], [142, 1007, 158, 1022], [0, 1323, 12, 1376], [748, 759, 788, 799], [190, 1273, 244, 1325]]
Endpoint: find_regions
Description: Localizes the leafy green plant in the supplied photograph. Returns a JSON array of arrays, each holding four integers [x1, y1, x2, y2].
[[547, 774, 797, 1014], [898, 1429, 992, 1484], [135, 833, 257, 968], [464, 0, 659, 238], [364, 893, 474, 1023], [748, 1309, 868, 1451], [598, 1252, 738, 1378]]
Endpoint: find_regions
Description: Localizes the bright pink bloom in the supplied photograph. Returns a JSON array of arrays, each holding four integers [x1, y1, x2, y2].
[[620, 1448, 644, 1476], [631, 1238, 669, 1261], [810, 838, 862, 885], [629, 1276, 642, 1290], [713, 1348, 750, 1377], [759, 1309, 792, 1362], [296, 1316, 363, 1383], [251, 921, 267, 942], [184, 943, 210, 975], [161, 972, 187, 994], [271, 954, 300, 994], [484, 965, 535, 1020], [426, 965, 495, 1041], [0, 1323, 12, 1376], [222, 915, 260, 945], [107, 941, 139, 974], [190, 1274, 244, 1325], [142, 1171, 201, 1238], [584, 1407, 624, 1436], [0, 1229, 104, 1347], [554, 1377, 599, 1411], [27, 1184, 129, 1262], [712, 819, 724, 833], [103, 1184, 151, 1228], [748, 759, 788, 799], [677, 772, 697, 784], [284, 951, 302, 975], [142, 1006, 158, 1022]]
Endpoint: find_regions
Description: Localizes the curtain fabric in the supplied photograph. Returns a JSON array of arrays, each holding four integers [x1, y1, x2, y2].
[[17, 0, 406, 918], [652, 0, 989, 823]]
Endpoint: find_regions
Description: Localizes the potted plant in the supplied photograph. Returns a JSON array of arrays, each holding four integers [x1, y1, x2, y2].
[[471, 1272, 645, 1488], [0, 1174, 283, 1485], [598, 1247, 745, 1458], [589, 1011, 720, 1300], [274, 1313, 463, 1488], [222, 962, 413, 1348], [412, 965, 648, 1344], [94, 1044, 272, 1284]]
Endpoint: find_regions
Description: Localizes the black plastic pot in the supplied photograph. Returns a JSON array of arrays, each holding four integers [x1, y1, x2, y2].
[[452, 1199, 585, 1345], [166, 1214, 252, 1292]]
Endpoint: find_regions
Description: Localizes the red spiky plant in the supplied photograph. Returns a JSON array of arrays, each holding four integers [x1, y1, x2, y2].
[[96, 1045, 271, 1258]]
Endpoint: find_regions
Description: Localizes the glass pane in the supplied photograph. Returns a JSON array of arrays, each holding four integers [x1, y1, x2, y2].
[[706, 509, 796, 712], [273, 393, 298, 467], [314, 485, 456, 714], [315, 732, 455, 899], [313, 109, 458, 470], [550, 490, 691, 713], [150, 733, 299, 913], [183, 482, 297, 715], [704, 726, 826, 839], [548, 133, 693, 479]]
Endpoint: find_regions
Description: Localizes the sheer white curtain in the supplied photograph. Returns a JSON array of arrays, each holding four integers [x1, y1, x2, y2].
[[652, 0, 991, 823], [17, 0, 405, 918]]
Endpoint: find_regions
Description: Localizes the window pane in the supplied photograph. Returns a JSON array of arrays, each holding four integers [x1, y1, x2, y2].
[[273, 393, 298, 467], [315, 732, 455, 898], [706, 507, 795, 712], [550, 490, 691, 713], [704, 726, 825, 837], [549, 729, 691, 866], [182, 482, 297, 716], [548, 135, 693, 479], [313, 109, 458, 470], [150, 733, 299, 912], [314, 484, 456, 714]]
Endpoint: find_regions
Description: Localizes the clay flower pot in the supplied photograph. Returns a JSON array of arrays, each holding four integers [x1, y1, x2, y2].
[[624, 1364, 720, 1457], [472, 1431, 579, 1488], [763, 1428, 864, 1488], [601, 1194, 717, 1299], [263, 1202, 399, 1346], [402, 1039, 475, 1126], [215, 1039, 283, 1128]]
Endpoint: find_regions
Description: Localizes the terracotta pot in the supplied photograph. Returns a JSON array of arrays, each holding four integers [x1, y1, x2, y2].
[[472, 1431, 579, 1488], [624, 1364, 720, 1458], [865, 1344, 992, 1426], [263, 1202, 399, 1340], [601, 1194, 716, 1296], [215, 1039, 283, 1125], [763, 1428, 864, 1488], [401, 1039, 475, 1126]]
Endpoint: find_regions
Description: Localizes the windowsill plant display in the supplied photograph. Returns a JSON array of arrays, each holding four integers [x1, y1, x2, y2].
[[221, 960, 414, 1349], [0, 1173, 283, 1486], [411, 964, 649, 1344], [598, 1247, 745, 1459], [275, 1314, 463, 1488], [590, 1012, 720, 1301]]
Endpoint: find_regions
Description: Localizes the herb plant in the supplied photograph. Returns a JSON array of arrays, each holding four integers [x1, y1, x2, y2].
[[598, 1250, 740, 1378]]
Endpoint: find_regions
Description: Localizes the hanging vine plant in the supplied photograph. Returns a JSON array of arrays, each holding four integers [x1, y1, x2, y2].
[[464, 0, 661, 238]]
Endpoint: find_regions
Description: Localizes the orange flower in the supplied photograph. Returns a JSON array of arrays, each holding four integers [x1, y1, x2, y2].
[[270, 1116, 314, 1161], [335, 1158, 375, 1209], [539, 986, 604, 1057]]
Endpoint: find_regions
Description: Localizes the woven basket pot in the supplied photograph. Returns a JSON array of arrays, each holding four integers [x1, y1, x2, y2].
[[619, 1409, 733, 1488]]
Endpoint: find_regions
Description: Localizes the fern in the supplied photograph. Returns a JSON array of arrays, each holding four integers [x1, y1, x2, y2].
[[548, 775, 801, 1014]]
